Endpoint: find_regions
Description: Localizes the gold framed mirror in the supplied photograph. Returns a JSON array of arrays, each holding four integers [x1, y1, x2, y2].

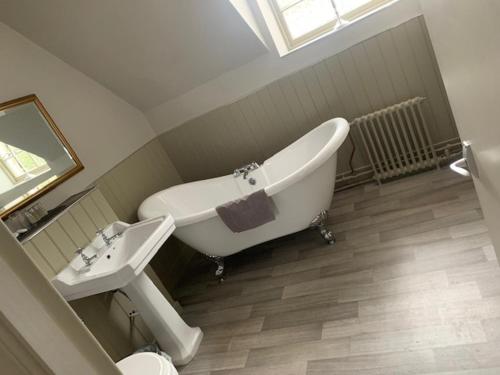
[[0, 94, 83, 218]]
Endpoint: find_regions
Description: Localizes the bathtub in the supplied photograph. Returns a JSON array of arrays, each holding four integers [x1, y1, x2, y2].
[[139, 118, 349, 273]]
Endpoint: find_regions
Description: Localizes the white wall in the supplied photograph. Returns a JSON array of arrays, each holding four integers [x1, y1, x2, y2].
[[229, 0, 269, 47], [0, 221, 121, 374], [419, 0, 500, 253], [146, 0, 423, 135], [0, 23, 156, 210]]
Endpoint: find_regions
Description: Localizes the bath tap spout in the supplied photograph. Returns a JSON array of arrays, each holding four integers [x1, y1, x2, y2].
[[233, 162, 259, 179]]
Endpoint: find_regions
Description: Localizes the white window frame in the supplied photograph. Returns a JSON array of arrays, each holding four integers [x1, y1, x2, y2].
[[268, 0, 393, 50], [0, 144, 49, 184]]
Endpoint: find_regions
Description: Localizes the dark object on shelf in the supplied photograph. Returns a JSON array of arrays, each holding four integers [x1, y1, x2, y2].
[[16, 187, 95, 243]]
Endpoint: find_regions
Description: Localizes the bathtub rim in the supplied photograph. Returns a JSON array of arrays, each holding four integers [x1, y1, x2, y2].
[[139, 118, 349, 227]]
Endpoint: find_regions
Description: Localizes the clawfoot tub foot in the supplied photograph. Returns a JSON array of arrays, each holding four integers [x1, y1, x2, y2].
[[310, 209, 336, 245], [207, 255, 225, 282]]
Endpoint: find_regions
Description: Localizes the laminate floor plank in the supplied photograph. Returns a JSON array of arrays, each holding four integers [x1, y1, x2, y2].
[[261, 301, 359, 330], [211, 362, 308, 375], [272, 248, 354, 277], [200, 317, 265, 339], [251, 289, 349, 317], [179, 350, 248, 374], [322, 307, 443, 339], [183, 305, 253, 327], [432, 341, 500, 372], [245, 338, 350, 367], [349, 322, 486, 355], [282, 269, 374, 299], [372, 247, 486, 282], [229, 323, 322, 351], [358, 282, 482, 317], [173, 170, 500, 374], [380, 209, 483, 242], [306, 349, 436, 374]]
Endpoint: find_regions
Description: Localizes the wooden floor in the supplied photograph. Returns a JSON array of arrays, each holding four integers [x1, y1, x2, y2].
[[173, 169, 500, 374]]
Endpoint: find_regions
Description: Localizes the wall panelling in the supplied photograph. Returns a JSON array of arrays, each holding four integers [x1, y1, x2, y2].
[[159, 17, 458, 184]]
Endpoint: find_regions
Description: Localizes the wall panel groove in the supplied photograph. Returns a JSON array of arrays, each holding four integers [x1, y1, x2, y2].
[[159, 17, 458, 183]]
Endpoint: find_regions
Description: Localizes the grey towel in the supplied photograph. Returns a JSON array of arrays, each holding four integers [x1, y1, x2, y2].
[[216, 190, 276, 233]]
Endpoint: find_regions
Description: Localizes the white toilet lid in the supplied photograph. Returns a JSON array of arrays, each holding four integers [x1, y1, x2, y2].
[[116, 352, 173, 375]]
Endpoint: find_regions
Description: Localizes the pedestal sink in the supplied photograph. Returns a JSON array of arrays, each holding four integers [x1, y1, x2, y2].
[[51, 216, 203, 365]]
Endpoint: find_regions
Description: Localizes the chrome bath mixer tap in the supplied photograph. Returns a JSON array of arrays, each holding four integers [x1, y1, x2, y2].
[[233, 162, 259, 179]]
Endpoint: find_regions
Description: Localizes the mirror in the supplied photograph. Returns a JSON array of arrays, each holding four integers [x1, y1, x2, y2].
[[0, 94, 83, 218]]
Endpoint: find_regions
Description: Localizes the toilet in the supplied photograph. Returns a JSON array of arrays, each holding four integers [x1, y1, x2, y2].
[[116, 352, 178, 375]]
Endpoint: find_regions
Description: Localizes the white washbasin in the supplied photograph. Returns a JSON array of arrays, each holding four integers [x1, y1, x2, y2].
[[52, 215, 175, 301], [51, 214, 202, 365], [52, 215, 203, 365]]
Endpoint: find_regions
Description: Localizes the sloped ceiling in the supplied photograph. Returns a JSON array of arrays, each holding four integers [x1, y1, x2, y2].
[[0, 0, 268, 110]]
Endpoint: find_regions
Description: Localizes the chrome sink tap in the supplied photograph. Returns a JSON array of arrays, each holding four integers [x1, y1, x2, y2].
[[75, 248, 97, 267], [96, 228, 122, 247], [233, 162, 259, 179]]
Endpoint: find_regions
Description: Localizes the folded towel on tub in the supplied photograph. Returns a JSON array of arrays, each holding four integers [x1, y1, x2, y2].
[[216, 189, 276, 233]]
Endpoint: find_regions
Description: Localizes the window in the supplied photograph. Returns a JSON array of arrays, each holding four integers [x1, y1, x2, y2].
[[268, 0, 392, 50], [0, 142, 50, 185]]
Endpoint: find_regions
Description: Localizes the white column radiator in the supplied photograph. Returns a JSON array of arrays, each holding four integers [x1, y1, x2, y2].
[[350, 97, 439, 184]]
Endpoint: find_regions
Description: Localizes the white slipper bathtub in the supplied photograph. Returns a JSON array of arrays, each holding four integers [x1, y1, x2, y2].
[[138, 118, 349, 276]]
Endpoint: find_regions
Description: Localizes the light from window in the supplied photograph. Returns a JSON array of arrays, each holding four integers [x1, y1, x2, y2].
[[277, 0, 337, 40], [268, 0, 392, 49], [0, 142, 50, 184]]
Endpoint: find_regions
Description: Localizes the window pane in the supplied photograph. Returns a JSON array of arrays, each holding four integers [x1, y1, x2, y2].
[[0, 143, 11, 158], [334, 0, 372, 16], [282, 0, 336, 40], [4, 158, 24, 178], [0, 142, 49, 180], [16, 152, 38, 172], [31, 154, 47, 167], [276, 0, 301, 10]]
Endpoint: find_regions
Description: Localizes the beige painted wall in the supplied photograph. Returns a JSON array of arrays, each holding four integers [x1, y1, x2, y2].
[[0, 220, 120, 374], [93, 138, 195, 290], [159, 16, 457, 183], [94, 139, 182, 222], [0, 22, 156, 210], [420, 0, 500, 254], [146, 0, 424, 134]]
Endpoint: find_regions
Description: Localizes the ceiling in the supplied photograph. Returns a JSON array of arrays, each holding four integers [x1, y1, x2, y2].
[[0, 0, 268, 110]]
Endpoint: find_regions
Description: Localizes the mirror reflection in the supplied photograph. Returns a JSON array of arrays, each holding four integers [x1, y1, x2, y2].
[[0, 95, 83, 217]]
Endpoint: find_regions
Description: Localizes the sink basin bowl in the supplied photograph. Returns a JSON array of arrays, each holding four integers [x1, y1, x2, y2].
[[52, 215, 175, 301]]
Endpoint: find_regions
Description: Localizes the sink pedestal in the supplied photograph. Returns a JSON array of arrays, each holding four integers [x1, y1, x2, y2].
[[122, 271, 203, 365]]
